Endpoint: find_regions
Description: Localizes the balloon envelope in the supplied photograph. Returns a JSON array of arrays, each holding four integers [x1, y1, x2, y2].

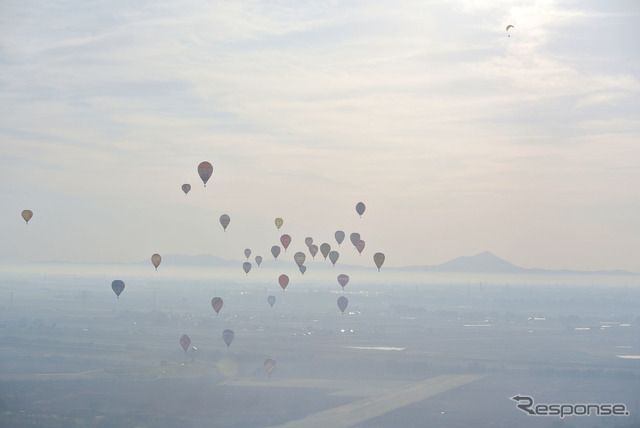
[[211, 297, 223, 314], [355, 240, 365, 255], [334, 230, 345, 245], [337, 274, 349, 289], [373, 252, 385, 271], [350, 232, 361, 247], [329, 250, 339, 267], [320, 243, 331, 260], [275, 218, 283, 230], [294, 251, 306, 267], [151, 253, 162, 270], [222, 329, 234, 349], [309, 244, 318, 258], [180, 334, 191, 352], [278, 274, 289, 291], [299, 265, 306, 275], [181, 184, 191, 195], [197, 161, 213, 186], [304, 237, 313, 247], [271, 245, 281, 260], [255, 256, 263, 266], [244, 248, 251, 259], [264, 358, 276, 378], [243, 262, 252, 275], [337, 296, 348, 313], [21, 210, 33, 224], [219, 214, 230, 231], [267, 295, 276, 307], [111, 280, 125, 298], [356, 202, 366, 217], [280, 234, 292, 251]]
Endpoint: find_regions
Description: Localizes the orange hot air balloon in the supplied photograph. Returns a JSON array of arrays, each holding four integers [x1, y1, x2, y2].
[[278, 274, 289, 291], [198, 161, 213, 187], [21, 210, 33, 224], [280, 234, 291, 251], [181, 184, 191, 195], [274, 218, 283, 230], [337, 296, 348, 314], [211, 297, 223, 315], [180, 334, 191, 352], [264, 358, 276, 378], [151, 253, 162, 270], [219, 214, 230, 231]]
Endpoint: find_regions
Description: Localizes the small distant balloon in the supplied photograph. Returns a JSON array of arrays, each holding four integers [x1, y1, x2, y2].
[[255, 256, 263, 266], [280, 234, 292, 251], [267, 295, 276, 308], [211, 297, 223, 315], [337, 296, 348, 314], [329, 250, 339, 267], [111, 280, 125, 298], [373, 252, 385, 271], [264, 358, 276, 378], [180, 334, 191, 352], [151, 253, 162, 270], [243, 262, 252, 275], [275, 218, 283, 230], [334, 230, 345, 246], [244, 248, 251, 260], [320, 243, 331, 260], [304, 237, 313, 247], [294, 252, 306, 267], [271, 246, 281, 260], [309, 244, 318, 259], [337, 274, 349, 290], [181, 184, 191, 195], [222, 329, 234, 349], [21, 210, 33, 224], [299, 265, 306, 275], [355, 240, 365, 255], [219, 214, 230, 231], [350, 232, 361, 247], [355, 202, 366, 217], [197, 161, 213, 187], [278, 274, 289, 291]]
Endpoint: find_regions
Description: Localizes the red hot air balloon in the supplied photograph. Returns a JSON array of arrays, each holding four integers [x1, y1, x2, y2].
[[355, 240, 365, 255], [337, 296, 348, 314], [211, 297, 223, 315], [198, 161, 213, 187], [278, 274, 289, 291], [280, 234, 292, 251], [180, 334, 191, 352]]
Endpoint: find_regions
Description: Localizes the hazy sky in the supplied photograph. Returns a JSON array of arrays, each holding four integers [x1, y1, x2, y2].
[[1, 0, 639, 271]]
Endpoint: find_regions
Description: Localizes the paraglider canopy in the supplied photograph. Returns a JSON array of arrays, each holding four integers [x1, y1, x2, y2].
[[278, 274, 289, 291], [337, 296, 348, 314], [180, 334, 191, 352], [151, 253, 162, 270], [355, 202, 366, 217], [198, 161, 213, 187], [506, 24, 514, 36], [219, 214, 230, 231], [181, 184, 191, 195], [211, 297, 223, 315], [222, 329, 234, 349], [21, 210, 33, 224], [111, 280, 125, 298]]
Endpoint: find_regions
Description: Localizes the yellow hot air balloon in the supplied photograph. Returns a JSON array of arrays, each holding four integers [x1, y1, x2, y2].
[[151, 254, 162, 271], [275, 217, 283, 230]]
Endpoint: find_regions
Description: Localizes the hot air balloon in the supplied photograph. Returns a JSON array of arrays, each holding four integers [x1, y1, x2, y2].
[[373, 252, 385, 271], [264, 358, 276, 378], [267, 295, 276, 308], [271, 245, 281, 260], [278, 274, 289, 291], [198, 161, 213, 187], [21, 210, 33, 224], [334, 230, 345, 246], [355, 202, 366, 217], [244, 249, 251, 260], [355, 240, 365, 255], [151, 253, 162, 270], [211, 297, 223, 315], [111, 280, 125, 298], [280, 234, 291, 251], [304, 237, 313, 247], [337, 274, 349, 290], [180, 334, 191, 352], [181, 184, 191, 195], [275, 218, 283, 230], [222, 329, 234, 349], [506, 24, 514, 36], [255, 256, 263, 266], [294, 252, 306, 267], [219, 214, 230, 231], [320, 243, 331, 260], [243, 262, 252, 275], [309, 244, 318, 259], [337, 296, 348, 314], [329, 251, 339, 267], [350, 232, 361, 247], [299, 265, 306, 275]]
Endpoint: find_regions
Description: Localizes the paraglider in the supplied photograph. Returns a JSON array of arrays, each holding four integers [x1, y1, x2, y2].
[[151, 253, 162, 270], [181, 184, 191, 195], [337, 296, 348, 314], [337, 274, 349, 290], [271, 246, 281, 260], [111, 280, 125, 298], [180, 334, 191, 352], [304, 237, 313, 247], [243, 262, 252, 275], [355, 240, 365, 255], [244, 249, 251, 260], [320, 243, 331, 260], [219, 214, 230, 231], [274, 218, 283, 230], [334, 230, 345, 246], [197, 161, 213, 187], [280, 234, 292, 251], [278, 274, 289, 291], [309, 244, 318, 259], [211, 297, 223, 315], [21, 210, 33, 224], [329, 250, 339, 267], [222, 329, 234, 349], [267, 295, 276, 308], [264, 358, 276, 378], [255, 256, 263, 267], [350, 232, 361, 247], [506, 24, 514, 36], [373, 252, 385, 271], [294, 252, 306, 267], [356, 202, 366, 217]]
